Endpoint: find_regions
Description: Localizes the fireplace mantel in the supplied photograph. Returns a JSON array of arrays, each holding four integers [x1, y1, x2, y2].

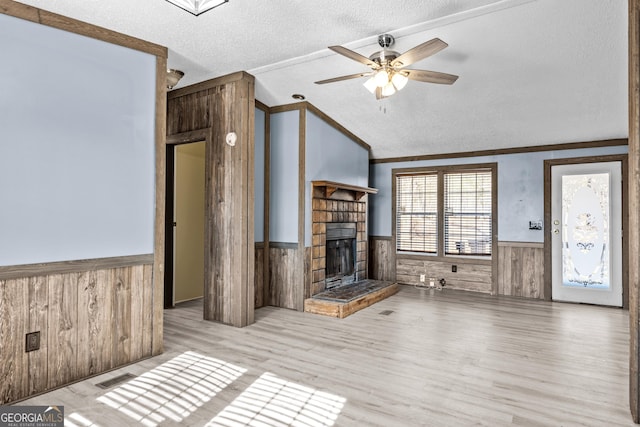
[[312, 180, 378, 201]]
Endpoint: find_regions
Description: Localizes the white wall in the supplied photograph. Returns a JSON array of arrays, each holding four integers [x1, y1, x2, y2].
[[0, 14, 156, 266], [305, 111, 370, 246], [269, 110, 299, 243], [369, 145, 629, 242]]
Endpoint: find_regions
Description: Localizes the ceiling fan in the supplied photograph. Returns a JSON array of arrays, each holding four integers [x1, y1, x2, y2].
[[315, 34, 458, 100]]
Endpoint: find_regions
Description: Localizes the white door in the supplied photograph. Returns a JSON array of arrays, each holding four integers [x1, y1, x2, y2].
[[551, 162, 622, 306]]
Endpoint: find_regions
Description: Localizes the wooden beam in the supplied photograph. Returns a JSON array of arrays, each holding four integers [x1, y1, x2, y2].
[[152, 54, 167, 356], [629, 0, 640, 422]]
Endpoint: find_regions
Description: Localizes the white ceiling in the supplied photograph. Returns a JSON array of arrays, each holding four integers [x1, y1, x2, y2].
[[18, 0, 628, 158]]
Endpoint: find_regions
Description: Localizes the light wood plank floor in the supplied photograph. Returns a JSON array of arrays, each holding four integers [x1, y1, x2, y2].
[[21, 286, 635, 426]]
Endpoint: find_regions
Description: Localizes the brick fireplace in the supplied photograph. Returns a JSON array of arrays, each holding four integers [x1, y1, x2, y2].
[[310, 181, 377, 296]]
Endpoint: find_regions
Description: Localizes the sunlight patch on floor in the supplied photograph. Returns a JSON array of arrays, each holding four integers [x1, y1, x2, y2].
[[64, 412, 101, 427], [96, 351, 246, 426], [207, 372, 346, 427]]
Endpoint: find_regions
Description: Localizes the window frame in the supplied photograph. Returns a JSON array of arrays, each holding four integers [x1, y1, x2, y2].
[[392, 163, 498, 263]]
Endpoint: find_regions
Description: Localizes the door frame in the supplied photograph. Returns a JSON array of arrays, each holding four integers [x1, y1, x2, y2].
[[164, 129, 210, 309], [543, 154, 628, 307]]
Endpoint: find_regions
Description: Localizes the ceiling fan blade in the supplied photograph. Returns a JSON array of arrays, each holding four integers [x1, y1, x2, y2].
[[391, 38, 448, 68], [329, 45, 378, 68], [404, 69, 458, 85], [315, 72, 373, 85]]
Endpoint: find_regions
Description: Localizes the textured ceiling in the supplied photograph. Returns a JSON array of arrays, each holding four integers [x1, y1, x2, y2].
[[17, 0, 628, 158]]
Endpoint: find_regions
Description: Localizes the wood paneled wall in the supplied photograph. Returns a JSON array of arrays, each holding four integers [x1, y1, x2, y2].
[[396, 256, 492, 293], [167, 72, 255, 327], [0, 260, 153, 404], [255, 243, 265, 308], [268, 246, 305, 311], [369, 237, 396, 282], [497, 242, 544, 299]]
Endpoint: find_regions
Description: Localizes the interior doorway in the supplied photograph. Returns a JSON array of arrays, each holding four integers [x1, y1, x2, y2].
[[164, 141, 206, 308], [551, 161, 622, 306]]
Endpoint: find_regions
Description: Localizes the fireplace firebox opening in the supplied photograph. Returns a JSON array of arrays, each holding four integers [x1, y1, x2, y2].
[[325, 223, 357, 289]]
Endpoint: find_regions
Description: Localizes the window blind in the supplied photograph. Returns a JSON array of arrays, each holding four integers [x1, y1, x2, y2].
[[444, 170, 492, 256], [396, 174, 437, 253]]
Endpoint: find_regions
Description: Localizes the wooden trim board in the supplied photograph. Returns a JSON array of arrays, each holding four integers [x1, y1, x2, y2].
[[0, 254, 154, 281], [0, 0, 167, 58], [629, 1, 640, 420], [371, 138, 628, 164]]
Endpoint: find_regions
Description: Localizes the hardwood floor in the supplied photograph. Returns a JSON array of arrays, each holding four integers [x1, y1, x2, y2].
[[19, 286, 634, 426]]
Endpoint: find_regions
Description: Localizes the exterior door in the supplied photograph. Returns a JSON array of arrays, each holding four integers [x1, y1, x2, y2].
[[551, 161, 622, 306]]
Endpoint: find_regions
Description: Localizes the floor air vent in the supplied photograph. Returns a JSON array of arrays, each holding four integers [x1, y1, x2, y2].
[[379, 310, 394, 316], [96, 373, 136, 389]]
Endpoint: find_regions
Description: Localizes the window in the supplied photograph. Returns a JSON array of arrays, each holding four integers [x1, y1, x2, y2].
[[396, 174, 438, 253], [444, 171, 492, 256], [395, 166, 494, 257]]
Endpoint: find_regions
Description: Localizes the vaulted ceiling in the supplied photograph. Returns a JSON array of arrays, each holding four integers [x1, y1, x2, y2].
[[18, 0, 628, 158]]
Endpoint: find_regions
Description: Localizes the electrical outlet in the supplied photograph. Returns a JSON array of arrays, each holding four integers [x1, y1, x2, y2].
[[419, 274, 426, 283], [26, 331, 40, 352], [452, 265, 457, 273]]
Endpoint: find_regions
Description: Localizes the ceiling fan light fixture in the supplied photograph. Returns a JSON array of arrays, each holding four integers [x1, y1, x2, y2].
[[391, 72, 409, 91], [381, 81, 396, 97], [374, 69, 389, 88], [315, 35, 458, 101], [363, 77, 377, 94]]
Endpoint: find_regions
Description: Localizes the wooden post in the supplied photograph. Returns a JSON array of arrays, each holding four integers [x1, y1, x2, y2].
[[167, 72, 255, 328], [629, 0, 640, 422]]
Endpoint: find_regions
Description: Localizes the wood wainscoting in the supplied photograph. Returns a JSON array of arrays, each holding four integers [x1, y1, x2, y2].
[[254, 243, 265, 308], [0, 256, 155, 404], [397, 255, 492, 293], [497, 241, 544, 299], [371, 239, 544, 298], [368, 236, 396, 282], [268, 244, 305, 311]]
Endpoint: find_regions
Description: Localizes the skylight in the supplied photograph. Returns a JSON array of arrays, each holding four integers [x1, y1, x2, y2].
[[165, 0, 228, 16]]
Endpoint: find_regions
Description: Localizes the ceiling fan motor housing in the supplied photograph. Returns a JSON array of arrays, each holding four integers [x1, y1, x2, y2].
[[368, 50, 399, 66], [378, 33, 395, 48]]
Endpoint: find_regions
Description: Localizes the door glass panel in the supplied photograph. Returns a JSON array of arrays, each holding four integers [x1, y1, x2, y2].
[[561, 173, 610, 289]]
